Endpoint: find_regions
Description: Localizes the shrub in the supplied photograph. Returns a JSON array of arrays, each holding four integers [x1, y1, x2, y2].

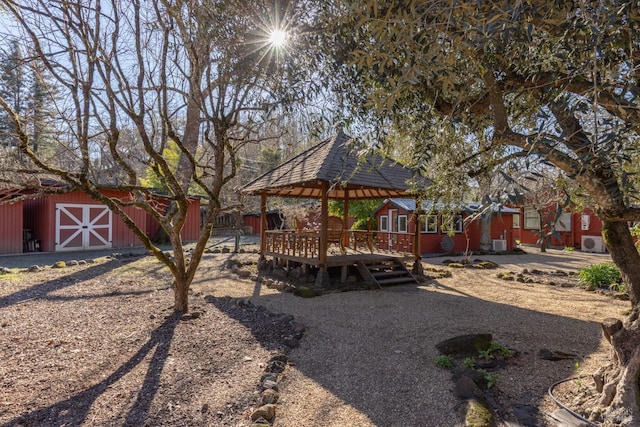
[[578, 263, 622, 291], [435, 355, 454, 369]]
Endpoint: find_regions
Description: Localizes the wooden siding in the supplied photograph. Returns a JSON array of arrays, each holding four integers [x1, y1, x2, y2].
[[375, 203, 517, 254], [518, 207, 604, 249], [0, 201, 24, 254], [18, 190, 201, 254]]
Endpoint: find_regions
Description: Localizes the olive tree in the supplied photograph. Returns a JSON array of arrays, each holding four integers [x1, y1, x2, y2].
[[0, 0, 307, 313], [318, 1, 640, 424]]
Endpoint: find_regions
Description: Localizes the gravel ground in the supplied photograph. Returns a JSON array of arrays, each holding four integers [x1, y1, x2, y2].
[[0, 246, 630, 426]]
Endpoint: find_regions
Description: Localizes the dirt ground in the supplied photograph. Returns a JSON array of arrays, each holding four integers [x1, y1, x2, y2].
[[0, 246, 630, 426]]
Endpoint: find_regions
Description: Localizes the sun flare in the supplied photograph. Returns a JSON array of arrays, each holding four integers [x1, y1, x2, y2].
[[268, 29, 287, 48]]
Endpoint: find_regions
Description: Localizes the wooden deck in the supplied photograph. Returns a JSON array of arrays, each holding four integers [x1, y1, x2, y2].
[[264, 249, 411, 268]]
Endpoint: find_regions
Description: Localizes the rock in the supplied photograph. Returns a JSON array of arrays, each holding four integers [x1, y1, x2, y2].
[[262, 278, 275, 287], [272, 268, 286, 278], [0, 267, 13, 274], [512, 404, 539, 426], [261, 388, 279, 404], [52, 261, 66, 269], [447, 262, 465, 268], [283, 336, 299, 348], [538, 348, 578, 361], [478, 261, 498, 269], [293, 286, 316, 298], [277, 313, 294, 323], [289, 267, 303, 279], [260, 373, 278, 383], [454, 375, 483, 399], [221, 247, 230, 253], [78, 260, 87, 265], [465, 398, 493, 427], [28, 265, 43, 272], [251, 404, 276, 422], [262, 379, 278, 391], [236, 269, 251, 278], [436, 334, 492, 356]]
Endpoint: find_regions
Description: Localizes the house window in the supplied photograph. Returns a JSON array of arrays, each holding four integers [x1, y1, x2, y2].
[[524, 207, 540, 230], [379, 215, 388, 232], [513, 214, 520, 229], [555, 212, 572, 232], [397, 215, 408, 233], [420, 215, 438, 233], [441, 214, 463, 234]]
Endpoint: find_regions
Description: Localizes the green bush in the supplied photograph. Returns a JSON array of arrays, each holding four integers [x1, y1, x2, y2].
[[435, 355, 454, 369], [578, 263, 622, 291]]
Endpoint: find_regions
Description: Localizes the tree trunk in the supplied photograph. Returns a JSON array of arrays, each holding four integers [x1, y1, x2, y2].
[[479, 212, 492, 252], [173, 276, 189, 313], [590, 220, 640, 425]]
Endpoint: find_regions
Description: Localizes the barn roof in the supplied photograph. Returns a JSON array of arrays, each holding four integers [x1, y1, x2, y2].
[[240, 130, 423, 199]]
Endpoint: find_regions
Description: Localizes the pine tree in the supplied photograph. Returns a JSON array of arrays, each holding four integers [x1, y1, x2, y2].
[[0, 40, 27, 150]]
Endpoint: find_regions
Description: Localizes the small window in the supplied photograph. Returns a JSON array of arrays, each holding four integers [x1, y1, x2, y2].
[[379, 215, 388, 232], [524, 207, 540, 230], [420, 215, 438, 233], [524, 207, 539, 229], [397, 215, 408, 233], [513, 214, 520, 229], [441, 214, 463, 234], [555, 212, 572, 232]]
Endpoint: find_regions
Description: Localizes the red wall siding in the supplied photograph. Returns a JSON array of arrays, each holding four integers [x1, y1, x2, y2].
[[19, 190, 201, 254], [518, 207, 604, 249], [24, 196, 54, 252], [243, 215, 261, 235], [0, 201, 24, 254], [376, 203, 516, 254]]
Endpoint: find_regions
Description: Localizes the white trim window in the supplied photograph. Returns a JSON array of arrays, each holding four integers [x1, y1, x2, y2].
[[513, 213, 521, 229], [397, 215, 408, 233], [555, 212, 572, 231], [524, 207, 540, 230], [420, 215, 438, 233], [379, 215, 389, 232], [441, 214, 463, 234]]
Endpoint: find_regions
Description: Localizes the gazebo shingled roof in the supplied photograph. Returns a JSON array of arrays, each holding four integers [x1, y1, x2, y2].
[[241, 130, 419, 199]]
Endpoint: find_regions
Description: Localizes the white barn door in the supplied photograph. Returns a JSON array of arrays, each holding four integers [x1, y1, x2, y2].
[[55, 204, 112, 251]]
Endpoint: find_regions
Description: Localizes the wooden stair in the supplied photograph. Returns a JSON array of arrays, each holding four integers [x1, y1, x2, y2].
[[356, 258, 419, 288]]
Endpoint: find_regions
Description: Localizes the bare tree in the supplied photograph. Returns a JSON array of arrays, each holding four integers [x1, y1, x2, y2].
[[0, 0, 307, 312]]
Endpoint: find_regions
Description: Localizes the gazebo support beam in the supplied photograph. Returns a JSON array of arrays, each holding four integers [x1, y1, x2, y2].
[[259, 192, 267, 259], [316, 181, 331, 287], [412, 205, 424, 276]]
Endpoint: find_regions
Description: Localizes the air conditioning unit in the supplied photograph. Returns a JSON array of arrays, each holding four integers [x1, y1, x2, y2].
[[492, 239, 507, 252], [581, 235, 606, 253]]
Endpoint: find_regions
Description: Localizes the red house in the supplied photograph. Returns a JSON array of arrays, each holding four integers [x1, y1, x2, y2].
[[517, 204, 606, 252], [0, 189, 200, 254], [373, 199, 520, 254]]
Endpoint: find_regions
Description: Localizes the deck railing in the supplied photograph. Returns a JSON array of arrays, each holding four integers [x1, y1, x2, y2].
[[265, 230, 320, 258], [265, 229, 414, 258]]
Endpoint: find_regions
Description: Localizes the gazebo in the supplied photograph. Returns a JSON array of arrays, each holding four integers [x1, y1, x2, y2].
[[241, 129, 425, 286]]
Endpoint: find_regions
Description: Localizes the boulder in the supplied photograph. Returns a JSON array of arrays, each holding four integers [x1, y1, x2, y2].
[[251, 404, 276, 422], [435, 334, 492, 357]]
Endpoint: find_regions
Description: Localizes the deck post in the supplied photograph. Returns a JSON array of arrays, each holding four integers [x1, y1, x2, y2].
[[412, 204, 424, 276], [315, 181, 331, 286], [343, 192, 350, 249], [259, 192, 267, 259]]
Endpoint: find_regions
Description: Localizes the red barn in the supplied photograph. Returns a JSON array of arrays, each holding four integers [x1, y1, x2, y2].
[[0, 196, 24, 254], [373, 199, 520, 254], [17, 189, 200, 253], [517, 205, 606, 253]]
